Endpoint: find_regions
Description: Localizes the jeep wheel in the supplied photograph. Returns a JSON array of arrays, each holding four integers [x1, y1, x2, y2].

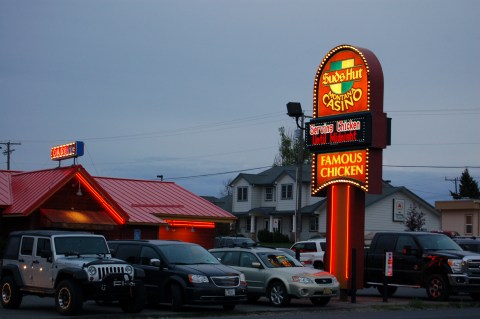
[[55, 279, 84, 315], [1, 276, 22, 309], [267, 281, 290, 307], [120, 283, 146, 313], [426, 274, 450, 301], [310, 297, 330, 306], [170, 283, 183, 311]]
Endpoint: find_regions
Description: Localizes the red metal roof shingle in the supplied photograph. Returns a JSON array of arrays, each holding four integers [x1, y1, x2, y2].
[[1, 165, 234, 225], [2, 167, 78, 216], [95, 177, 236, 222], [0, 171, 14, 206]]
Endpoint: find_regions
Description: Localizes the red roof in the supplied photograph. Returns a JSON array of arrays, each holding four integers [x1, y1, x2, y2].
[[1, 167, 78, 216], [0, 171, 14, 206], [95, 176, 236, 222], [0, 165, 235, 225]]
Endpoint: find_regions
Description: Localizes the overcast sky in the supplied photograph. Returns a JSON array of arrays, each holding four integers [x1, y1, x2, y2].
[[1, 0, 479, 205]]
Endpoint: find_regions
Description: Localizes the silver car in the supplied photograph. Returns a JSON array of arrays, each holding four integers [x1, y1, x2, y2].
[[210, 246, 339, 307]]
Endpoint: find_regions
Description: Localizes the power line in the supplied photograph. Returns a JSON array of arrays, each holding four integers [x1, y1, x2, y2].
[[384, 165, 480, 169], [166, 164, 480, 180], [166, 166, 272, 180]]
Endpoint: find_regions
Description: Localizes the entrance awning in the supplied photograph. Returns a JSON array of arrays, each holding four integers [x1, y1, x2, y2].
[[40, 209, 117, 229]]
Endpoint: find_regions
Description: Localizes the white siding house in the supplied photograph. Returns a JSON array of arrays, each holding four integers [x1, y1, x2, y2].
[[229, 165, 440, 241]]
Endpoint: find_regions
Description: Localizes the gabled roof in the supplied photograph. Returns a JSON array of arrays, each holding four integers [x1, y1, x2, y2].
[[0, 165, 235, 225], [232, 164, 311, 186], [365, 182, 437, 213], [1, 166, 83, 216], [95, 177, 236, 222]]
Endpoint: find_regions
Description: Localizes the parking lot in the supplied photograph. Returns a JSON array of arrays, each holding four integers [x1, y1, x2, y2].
[[1, 287, 479, 319]]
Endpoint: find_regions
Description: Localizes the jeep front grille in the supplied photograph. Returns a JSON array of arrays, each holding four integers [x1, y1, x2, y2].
[[97, 265, 126, 280], [210, 276, 240, 288]]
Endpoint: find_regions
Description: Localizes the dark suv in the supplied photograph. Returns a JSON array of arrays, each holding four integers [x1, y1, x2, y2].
[[214, 236, 257, 248], [108, 240, 247, 311]]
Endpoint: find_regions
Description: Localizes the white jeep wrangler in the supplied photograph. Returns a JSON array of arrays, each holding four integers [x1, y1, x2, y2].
[[0, 230, 145, 315]]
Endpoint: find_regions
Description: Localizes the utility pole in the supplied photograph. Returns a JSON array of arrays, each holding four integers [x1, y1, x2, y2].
[[0, 141, 21, 170], [445, 176, 460, 196]]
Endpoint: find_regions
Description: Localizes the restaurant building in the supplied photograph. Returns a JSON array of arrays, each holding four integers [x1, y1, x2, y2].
[[0, 165, 236, 249]]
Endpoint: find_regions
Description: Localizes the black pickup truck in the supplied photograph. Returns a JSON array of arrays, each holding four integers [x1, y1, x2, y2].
[[364, 231, 480, 301]]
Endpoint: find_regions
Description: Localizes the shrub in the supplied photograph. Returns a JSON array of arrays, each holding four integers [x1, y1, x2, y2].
[[257, 229, 290, 243]]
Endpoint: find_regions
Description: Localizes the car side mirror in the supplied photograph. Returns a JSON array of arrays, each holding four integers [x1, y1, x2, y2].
[[150, 258, 161, 267], [251, 262, 262, 269]]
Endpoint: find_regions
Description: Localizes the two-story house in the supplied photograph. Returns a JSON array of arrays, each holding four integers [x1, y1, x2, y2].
[[230, 165, 441, 241]]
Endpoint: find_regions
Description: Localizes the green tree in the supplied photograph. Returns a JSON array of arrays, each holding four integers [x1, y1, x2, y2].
[[273, 127, 309, 166], [450, 168, 480, 199], [404, 204, 425, 231]]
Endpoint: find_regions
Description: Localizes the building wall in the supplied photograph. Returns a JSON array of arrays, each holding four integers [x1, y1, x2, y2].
[[436, 200, 480, 236], [159, 227, 215, 249], [232, 179, 252, 213]]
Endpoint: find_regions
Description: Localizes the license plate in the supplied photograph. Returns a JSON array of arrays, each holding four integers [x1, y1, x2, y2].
[[323, 288, 332, 295], [225, 288, 235, 296]]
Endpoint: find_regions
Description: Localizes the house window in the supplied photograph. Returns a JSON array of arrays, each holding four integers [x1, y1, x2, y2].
[[237, 186, 248, 202], [309, 216, 319, 232], [465, 215, 473, 235], [281, 184, 293, 200], [265, 187, 275, 201]]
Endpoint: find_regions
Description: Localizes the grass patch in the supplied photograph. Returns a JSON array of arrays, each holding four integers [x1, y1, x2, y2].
[[408, 299, 425, 309]]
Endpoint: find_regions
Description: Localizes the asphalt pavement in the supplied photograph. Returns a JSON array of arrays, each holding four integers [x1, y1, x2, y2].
[[1, 287, 479, 319]]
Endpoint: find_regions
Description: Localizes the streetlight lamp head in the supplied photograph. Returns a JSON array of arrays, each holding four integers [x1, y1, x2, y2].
[[286, 102, 303, 118]]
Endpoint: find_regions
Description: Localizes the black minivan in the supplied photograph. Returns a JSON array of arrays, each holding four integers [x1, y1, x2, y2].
[[107, 240, 247, 311]]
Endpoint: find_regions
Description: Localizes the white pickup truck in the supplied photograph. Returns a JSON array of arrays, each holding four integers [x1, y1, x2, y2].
[[290, 238, 326, 269]]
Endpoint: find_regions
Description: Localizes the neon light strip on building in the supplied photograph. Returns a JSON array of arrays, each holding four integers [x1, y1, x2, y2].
[[75, 173, 126, 225]]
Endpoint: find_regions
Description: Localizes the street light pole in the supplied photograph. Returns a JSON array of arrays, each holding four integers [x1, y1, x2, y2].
[[286, 102, 305, 243]]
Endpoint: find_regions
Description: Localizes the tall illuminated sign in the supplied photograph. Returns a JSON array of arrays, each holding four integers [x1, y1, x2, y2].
[[308, 45, 390, 294]]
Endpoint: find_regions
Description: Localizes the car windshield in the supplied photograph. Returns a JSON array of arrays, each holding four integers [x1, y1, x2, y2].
[[417, 234, 463, 251], [158, 243, 220, 265], [54, 236, 110, 255], [258, 252, 303, 268]]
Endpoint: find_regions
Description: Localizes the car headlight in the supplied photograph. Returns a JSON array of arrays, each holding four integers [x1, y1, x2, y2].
[[292, 276, 314, 284], [188, 274, 209, 283], [87, 266, 97, 276], [239, 273, 246, 283], [124, 265, 134, 275], [448, 259, 464, 273]]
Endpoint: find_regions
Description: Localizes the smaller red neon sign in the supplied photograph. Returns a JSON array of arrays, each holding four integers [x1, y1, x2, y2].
[[51, 141, 84, 161], [164, 219, 215, 229]]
